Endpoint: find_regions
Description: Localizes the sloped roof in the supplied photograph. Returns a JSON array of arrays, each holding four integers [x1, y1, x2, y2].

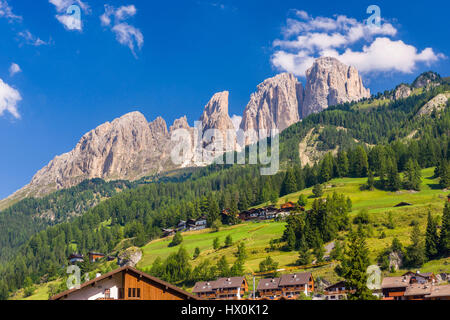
[[213, 277, 246, 289], [381, 276, 411, 289], [257, 278, 280, 291], [404, 284, 432, 297], [279, 273, 312, 286], [428, 284, 450, 298], [192, 281, 217, 293], [50, 266, 199, 300]]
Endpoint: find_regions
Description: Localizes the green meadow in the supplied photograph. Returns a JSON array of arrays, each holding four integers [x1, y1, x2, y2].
[[16, 167, 449, 299], [138, 167, 449, 282]]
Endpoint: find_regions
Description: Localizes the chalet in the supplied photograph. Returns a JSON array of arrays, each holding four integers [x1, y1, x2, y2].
[[187, 217, 207, 231], [402, 271, 436, 284], [257, 278, 282, 300], [381, 276, 411, 300], [176, 220, 187, 231], [50, 266, 198, 301], [88, 252, 106, 263], [239, 209, 261, 221], [212, 277, 248, 300], [68, 254, 84, 264], [403, 283, 432, 300], [162, 228, 175, 237], [278, 273, 314, 298], [324, 281, 355, 300], [192, 281, 217, 300]]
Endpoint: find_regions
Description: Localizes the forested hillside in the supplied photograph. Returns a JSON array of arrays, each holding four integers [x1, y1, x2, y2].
[[1, 81, 450, 300]]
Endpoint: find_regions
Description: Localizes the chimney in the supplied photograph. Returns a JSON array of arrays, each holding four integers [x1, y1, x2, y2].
[[96, 273, 101, 278]]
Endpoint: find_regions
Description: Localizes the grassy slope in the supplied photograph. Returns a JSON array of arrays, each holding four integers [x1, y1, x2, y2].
[[137, 168, 449, 288], [17, 167, 450, 299]]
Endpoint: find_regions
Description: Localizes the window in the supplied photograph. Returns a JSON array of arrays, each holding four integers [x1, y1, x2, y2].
[[127, 287, 140, 299], [104, 289, 111, 299]]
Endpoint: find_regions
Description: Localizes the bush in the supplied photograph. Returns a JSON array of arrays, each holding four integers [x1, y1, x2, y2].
[[169, 232, 183, 247], [353, 209, 371, 225]]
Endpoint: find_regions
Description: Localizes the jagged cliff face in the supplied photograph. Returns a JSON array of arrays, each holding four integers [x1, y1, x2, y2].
[[5, 57, 374, 201], [199, 91, 236, 150], [240, 73, 303, 143], [302, 57, 371, 117], [16, 112, 191, 198]]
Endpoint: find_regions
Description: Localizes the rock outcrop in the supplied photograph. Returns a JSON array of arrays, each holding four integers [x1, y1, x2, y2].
[[240, 73, 303, 144], [3, 57, 374, 202], [417, 93, 450, 116], [117, 247, 143, 268], [302, 57, 371, 117], [199, 91, 236, 151], [394, 84, 412, 100], [13, 112, 191, 198], [412, 71, 441, 89]]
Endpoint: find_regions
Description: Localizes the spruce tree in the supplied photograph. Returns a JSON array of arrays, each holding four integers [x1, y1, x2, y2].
[[405, 224, 426, 267], [297, 237, 312, 266], [366, 170, 375, 191], [282, 169, 297, 196], [439, 202, 450, 256], [425, 212, 439, 259], [340, 226, 373, 300], [440, 163, 450, 188], [337, 150, 349, 177]]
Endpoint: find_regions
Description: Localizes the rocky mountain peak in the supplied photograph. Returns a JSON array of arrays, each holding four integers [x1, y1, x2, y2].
[[240, 73, 303, 144], [302, 57, 371, 117]]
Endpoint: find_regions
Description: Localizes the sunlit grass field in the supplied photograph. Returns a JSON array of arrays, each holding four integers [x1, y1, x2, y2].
[[17, 167, 450, 299]]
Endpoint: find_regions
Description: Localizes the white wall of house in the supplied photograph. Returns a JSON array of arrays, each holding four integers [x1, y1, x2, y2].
[[62, 273, 122, 300]]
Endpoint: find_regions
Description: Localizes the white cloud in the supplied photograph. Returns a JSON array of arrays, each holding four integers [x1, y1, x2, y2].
[[100, 5, 144, 57], [49, 0, 88, 12], [9, 63, 21, 77], [271, 10, 442, 76], [0, 0, 22, 22], [17, 30, 51, 46], [49, 0, 89, 31], [231, 115, 242, 131], [0, 78, 21, 119]]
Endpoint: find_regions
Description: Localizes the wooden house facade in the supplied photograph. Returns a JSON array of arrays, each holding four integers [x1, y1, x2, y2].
[[324, 281, 355, 300], [50, 266, 198, 301]]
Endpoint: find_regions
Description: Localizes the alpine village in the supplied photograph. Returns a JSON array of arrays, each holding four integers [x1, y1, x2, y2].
[[1, 59, 450, 301]]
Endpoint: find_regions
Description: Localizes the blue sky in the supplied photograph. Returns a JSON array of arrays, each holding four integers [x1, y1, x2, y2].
[[0, 0, 448, 199]]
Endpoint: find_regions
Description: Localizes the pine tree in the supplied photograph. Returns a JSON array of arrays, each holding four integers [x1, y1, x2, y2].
[[387, 160, 401, 191], [439, 202, 450, 256], [366, 170, 375, 191], [354, 146, 369, 178], [440, 163, 450, 188], [217, 256, 231, 278], [282, 169, 297, 196], [286, 227, 296, 251], [340, 226, 373, 300], [403, 159, 422, 191], [297, 237, 312, 266], [405, 224, 426, 267], [169, 232, 183, 247], [225, 235, 233, 247], [425, 212, 439, 259], [337, 150, 349, 177], [213, 237, 220, 250], [312, 184, 324, 198]]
